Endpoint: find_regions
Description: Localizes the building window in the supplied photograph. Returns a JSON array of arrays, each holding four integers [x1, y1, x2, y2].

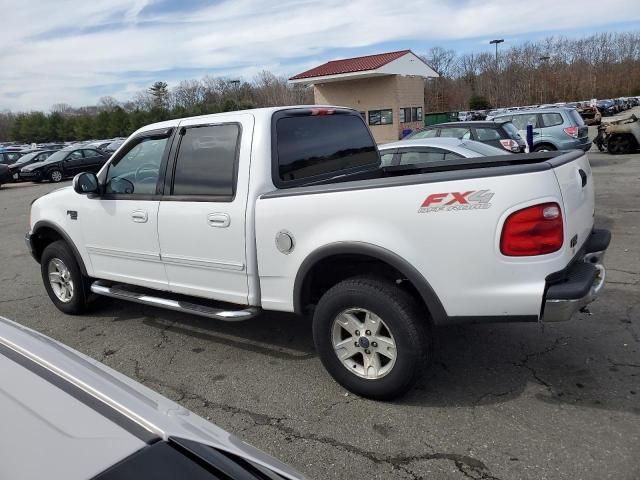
[[369, 109, 393, 126], [400, 107, 423, 123]]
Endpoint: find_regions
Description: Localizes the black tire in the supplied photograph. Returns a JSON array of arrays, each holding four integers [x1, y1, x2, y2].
[[312, 276, 431, 400], [607, 134, 637, 155], [41, 240, 90, 315], [533, 143, 556, 152], [48, 169, 63, 183]]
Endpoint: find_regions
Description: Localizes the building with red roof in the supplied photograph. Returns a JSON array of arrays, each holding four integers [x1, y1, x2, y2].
[[290, 50, 438, 143]]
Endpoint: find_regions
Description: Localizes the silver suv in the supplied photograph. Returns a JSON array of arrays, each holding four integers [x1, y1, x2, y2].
[[492, 107, 590, 152]]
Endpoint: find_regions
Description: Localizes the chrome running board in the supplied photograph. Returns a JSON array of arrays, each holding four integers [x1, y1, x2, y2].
[[90, 281, 259, 322]]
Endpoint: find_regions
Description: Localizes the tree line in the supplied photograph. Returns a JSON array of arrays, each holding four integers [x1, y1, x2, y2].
[[423, 31, 640, 111], [1, 31, 639, 142], [0, 72, 312, 143]]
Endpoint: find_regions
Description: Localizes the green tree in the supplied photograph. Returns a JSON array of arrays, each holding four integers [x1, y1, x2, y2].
[[74, 115, 94, 140], [93, 110, 111, 138], [148, 81, 169, 109], [469, 95, 491, 110], [108, 106, 129, 137]]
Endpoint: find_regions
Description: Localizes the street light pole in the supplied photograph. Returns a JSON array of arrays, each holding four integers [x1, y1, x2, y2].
[[489, 39, 504, 108], [489, 39, 504, 65], [539, 56, 550, 104]]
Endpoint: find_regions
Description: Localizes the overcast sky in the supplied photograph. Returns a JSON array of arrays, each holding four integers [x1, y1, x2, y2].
[[1, 0, 639, 111]]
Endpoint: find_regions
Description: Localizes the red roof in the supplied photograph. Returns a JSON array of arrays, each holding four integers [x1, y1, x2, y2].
[[290, 50, 412, 80]]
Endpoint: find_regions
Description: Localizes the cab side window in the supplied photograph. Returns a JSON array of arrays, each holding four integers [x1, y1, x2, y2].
[[67, 150, 83, 160], [105, 136, 168, 195], [171, 124, 240, 198]]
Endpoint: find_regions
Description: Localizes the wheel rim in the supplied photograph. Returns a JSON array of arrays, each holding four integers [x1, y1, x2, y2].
[[331, 308, 397, 380], [51, 171, 62, 182], [48, 258, 74, 303]]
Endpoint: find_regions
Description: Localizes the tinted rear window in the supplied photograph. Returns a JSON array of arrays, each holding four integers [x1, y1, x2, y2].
[[275, 114, 379, 184], [500, 122, 522, 139], [173, 124, 240, 197], [568, 109, 585, 126]]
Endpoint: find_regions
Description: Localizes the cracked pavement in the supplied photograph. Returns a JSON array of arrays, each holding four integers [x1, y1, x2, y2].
[[0, 145, 639, 479]]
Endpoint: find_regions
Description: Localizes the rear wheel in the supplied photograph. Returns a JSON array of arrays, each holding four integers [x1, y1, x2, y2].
[[49, 169, 63, 182], [533, 143, 556, 152], [41, 240, 90, 314], [607, 134, 637, 155], [312, 276, 431, 400]]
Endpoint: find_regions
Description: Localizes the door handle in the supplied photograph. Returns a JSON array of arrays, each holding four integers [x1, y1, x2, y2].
[[131, 210, 148, 223], [207, 213, 230, 228]]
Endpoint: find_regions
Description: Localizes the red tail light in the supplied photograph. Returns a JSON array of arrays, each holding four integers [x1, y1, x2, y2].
[[311, 108, 335, 116], [499, 139, 520, 152], [563, 126, 578, 138], [500, 202, 563, 256]]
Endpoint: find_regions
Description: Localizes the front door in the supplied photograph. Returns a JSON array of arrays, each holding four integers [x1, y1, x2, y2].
[[62, 149, 85, 176], [80, 132, 172, 290], [157, 114, 253, 305]]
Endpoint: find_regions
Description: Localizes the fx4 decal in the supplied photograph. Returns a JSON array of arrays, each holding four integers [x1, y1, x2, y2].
[[418, 190, 494, 213]]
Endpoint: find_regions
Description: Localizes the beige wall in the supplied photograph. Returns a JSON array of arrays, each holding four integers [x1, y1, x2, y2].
[[313, 75, 425, 143]]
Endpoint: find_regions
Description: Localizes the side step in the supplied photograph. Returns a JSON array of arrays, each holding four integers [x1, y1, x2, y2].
[[90, 281, 260, 322]]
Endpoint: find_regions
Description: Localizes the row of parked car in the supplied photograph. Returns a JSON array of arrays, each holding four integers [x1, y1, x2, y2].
[[0, 138, 126, 187], [398, 106, 589, 156]]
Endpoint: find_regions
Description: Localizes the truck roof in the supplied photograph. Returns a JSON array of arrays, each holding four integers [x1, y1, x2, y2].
[[135, 105, 352, 136]]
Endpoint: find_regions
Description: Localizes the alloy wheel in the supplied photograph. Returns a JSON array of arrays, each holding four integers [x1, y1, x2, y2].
[[48, 258, 74, 303], [331, 308, 397, 380]]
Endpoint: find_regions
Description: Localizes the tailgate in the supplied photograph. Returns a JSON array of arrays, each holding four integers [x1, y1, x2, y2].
[[549, 152, 594, 251]]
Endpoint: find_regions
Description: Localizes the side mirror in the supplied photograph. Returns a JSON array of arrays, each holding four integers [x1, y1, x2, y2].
[[73, 172, 99, 194]]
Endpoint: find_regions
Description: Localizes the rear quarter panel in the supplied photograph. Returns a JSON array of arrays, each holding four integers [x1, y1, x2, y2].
[[255, 168, 578, 319]]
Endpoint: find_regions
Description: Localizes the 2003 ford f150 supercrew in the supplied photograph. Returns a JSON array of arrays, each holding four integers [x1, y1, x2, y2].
[[26, 106, 610, 399]]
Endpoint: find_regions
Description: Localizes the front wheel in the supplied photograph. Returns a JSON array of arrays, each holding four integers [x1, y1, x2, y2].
[[41, 240, 90, 314], [312, 277, 431, 400], [49, 169, 63, 182]]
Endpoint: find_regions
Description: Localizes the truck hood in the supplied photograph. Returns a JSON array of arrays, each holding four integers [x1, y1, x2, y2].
[[0, 316, 304, 480]]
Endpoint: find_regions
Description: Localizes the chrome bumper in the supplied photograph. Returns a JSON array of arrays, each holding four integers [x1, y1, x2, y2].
[[543, 253, 606, 322], [542, 229, 610, 323]]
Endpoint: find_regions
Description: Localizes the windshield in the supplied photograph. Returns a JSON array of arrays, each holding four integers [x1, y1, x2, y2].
[[38, 149, 71, 164], [13, 151, 40, 165], [460, 140, 509, 156], [500, 122, 522, 140]]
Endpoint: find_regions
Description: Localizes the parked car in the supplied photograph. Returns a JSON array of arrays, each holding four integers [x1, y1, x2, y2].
[[597, 100, 617, 116], [0, 164, 10, 187], [378, 138, 512, 166], [0, 149, 23, 165], [485, 109, 507, 120], [6, 150, 55, 181], [103, 139, 126, 155], [19, 147, 107, 182], [405, 120, 527, 153], [577, 105, 602, 126], [491, 107, 590, 152], [0, 315, 304, 480], [26, 106, 610, 399]]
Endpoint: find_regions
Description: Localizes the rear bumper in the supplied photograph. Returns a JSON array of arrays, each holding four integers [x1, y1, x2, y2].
[[542, 229, 611, 322]]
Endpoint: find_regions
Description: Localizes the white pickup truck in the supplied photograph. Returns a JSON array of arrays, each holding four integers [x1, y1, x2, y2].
[[26, 106, 610, 399]]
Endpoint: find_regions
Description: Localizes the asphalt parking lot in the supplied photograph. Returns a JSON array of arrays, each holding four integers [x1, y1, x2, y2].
[[1, 146, 639, 479]]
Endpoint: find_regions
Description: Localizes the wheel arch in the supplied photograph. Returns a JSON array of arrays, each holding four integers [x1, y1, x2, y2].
[[31, 220, 88, 276], [293, 242, 448, 325]]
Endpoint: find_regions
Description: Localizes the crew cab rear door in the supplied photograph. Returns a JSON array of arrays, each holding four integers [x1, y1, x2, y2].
[[157, 114, 253, 305]]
